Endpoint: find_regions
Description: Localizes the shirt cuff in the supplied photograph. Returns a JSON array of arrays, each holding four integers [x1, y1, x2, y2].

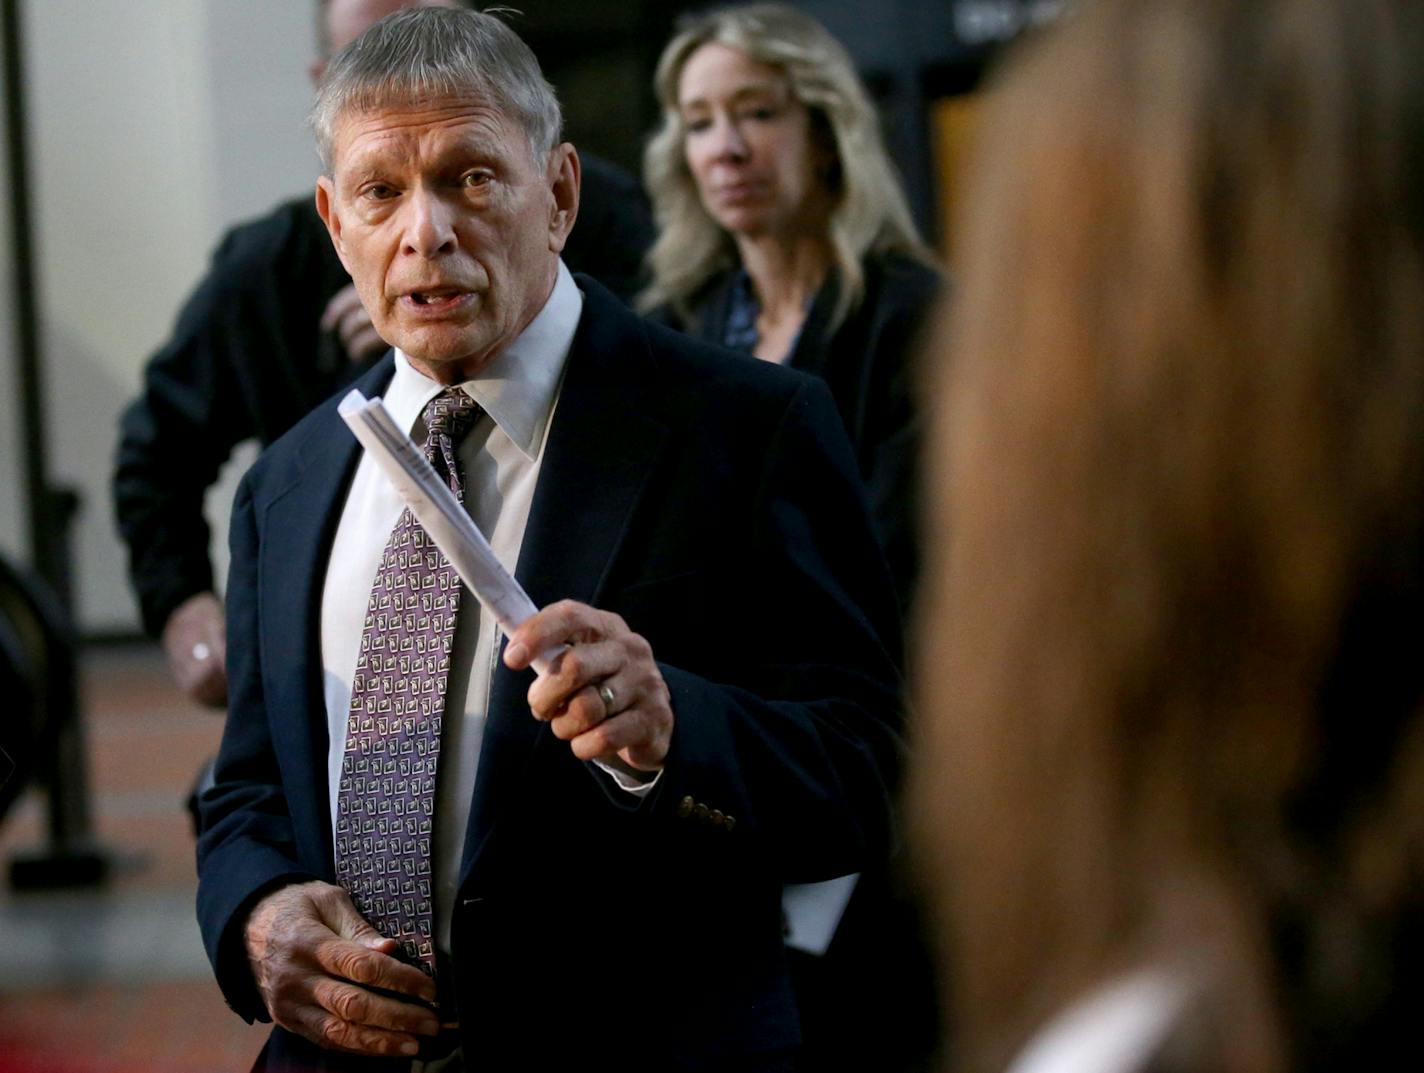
[[592, 757, 662, 798]]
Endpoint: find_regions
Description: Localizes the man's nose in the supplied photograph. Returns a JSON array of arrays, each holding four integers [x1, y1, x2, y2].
[[403, 188, 458, 257]]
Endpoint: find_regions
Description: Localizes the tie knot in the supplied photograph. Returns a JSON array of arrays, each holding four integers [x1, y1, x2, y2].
[[423, 388, 481, 452]]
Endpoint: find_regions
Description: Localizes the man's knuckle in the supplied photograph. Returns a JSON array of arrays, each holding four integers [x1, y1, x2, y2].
[[329, 985, 366, 1022], [318, 1015, 352, 1049], [311, 879, 343, 905], [361, 1030, 394, 1056], [326, 944, 366, 980], [579, 702, 602, 730], [560, 649, 586, 682], [568, 692, 595, 724], [372, 1030, 411, 1056]]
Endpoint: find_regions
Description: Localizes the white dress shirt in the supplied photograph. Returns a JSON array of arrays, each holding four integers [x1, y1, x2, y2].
[[320, 262, 580, 956]]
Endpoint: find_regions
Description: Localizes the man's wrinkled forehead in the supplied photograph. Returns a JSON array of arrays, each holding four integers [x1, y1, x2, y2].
[[331, 93, 541, 171], [328, 95, 532, 171]]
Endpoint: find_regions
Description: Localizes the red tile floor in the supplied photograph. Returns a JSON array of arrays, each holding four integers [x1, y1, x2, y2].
[[0, 644, 269, 1072]]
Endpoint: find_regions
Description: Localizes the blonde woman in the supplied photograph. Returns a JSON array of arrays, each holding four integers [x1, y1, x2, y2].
[[914, 0, 1424, 1070], [642, 2, 940, 617]]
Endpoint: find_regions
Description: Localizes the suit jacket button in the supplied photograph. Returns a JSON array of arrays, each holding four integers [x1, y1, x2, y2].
[[724, 815, 736, 832], [711, 809, 726, 828], [677, 795, 694, 819], [692, 802, 710, 822]]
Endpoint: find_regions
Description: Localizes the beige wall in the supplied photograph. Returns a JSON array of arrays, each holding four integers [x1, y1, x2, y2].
[[2, 1, 320, 633], [0, 21, 22, 567]]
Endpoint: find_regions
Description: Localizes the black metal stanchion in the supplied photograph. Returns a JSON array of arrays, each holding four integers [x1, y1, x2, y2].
[[2, 0, 111, 888]]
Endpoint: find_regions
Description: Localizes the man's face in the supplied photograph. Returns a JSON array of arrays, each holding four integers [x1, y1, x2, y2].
[[316, 98, 577, 383]]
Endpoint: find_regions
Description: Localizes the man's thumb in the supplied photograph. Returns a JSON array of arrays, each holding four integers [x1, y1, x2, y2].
[[319, 884, 398, 950], [343, 913, 396, 951]]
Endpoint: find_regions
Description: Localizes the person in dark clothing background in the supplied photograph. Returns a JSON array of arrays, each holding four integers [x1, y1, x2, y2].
[[641, 6, 943, 1070], [113, 0, 653, 710]]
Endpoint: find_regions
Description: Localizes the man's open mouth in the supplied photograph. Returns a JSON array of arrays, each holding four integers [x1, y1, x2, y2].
[[407, 289, 469, 306]]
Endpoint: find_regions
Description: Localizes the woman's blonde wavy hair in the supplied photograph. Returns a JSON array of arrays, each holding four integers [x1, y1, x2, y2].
[[638, 3, 929, 328]]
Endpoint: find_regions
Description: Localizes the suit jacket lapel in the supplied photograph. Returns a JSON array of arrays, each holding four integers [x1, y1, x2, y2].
[[260, 357, 397, 877], [515, 292, 668, 611], [460, 282, 669, 877]]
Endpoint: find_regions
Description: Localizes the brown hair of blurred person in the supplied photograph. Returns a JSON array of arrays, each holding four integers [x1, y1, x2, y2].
[[911, 0, 1424, 1071]]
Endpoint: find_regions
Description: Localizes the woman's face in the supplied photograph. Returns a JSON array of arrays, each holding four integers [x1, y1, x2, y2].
[[677, 43, 830, 241]]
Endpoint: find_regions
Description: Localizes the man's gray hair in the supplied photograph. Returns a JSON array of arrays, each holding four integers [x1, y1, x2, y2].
[[311, 7, 562, 170]]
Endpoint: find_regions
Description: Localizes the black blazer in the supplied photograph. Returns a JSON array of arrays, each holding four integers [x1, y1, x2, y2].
[[674, 252, 941, 617], [196, 278, 904, 1072]]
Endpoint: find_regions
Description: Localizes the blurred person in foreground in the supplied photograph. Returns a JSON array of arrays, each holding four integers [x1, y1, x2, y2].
[[113, 0, 652, 710], [197, 8, 903, 1071], [641, 2, 940, 620], [911, 1, 1424, 1071], [643, 6, 943, 1069]]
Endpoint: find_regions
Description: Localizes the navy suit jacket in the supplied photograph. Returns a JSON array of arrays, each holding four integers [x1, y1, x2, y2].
[[196, 277, 904, 1072]]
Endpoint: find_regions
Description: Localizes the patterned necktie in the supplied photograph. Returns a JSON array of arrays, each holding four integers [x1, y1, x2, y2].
[[334, 387, 482, 976]]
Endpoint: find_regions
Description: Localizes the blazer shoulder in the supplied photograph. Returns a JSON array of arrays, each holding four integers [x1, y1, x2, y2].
[[241, 353, 395, 495], [863, 251, 944, 316], [815, 251, 941, 373]]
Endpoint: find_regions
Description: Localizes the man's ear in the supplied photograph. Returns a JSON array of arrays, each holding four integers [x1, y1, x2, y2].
[[315, 176, 350, 270], [547, 143, 581, 255]]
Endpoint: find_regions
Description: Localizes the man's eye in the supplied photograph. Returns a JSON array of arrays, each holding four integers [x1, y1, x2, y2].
[[683, 117, 712, 134], [747, 106, 778, 121], [362, 184, 396, 200], [462, 172, 493, 188]]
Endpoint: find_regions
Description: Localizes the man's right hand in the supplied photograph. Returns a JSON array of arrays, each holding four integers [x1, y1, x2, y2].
[[162, 591, 228, 709], [244, 880, 440, 1058]]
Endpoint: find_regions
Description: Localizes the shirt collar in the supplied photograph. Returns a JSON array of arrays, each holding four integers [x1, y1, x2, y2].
[[384, 260, 582, 459]]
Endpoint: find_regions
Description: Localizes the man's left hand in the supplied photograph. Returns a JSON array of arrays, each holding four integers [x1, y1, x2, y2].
[[503, 600, 672, 771]]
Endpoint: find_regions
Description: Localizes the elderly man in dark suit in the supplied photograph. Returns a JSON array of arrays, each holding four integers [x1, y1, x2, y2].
[[196, 9, 902, 1072]]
